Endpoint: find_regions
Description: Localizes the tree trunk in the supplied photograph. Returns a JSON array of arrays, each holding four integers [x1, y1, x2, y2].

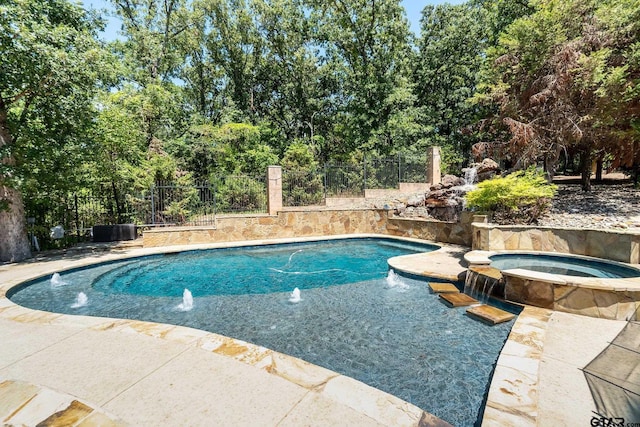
[[0, 185, 31, 262], [580, 149, 592, 191], [543, 145, 561, 182], [595, 155, 604, 182], [1, 101, 32, 262]]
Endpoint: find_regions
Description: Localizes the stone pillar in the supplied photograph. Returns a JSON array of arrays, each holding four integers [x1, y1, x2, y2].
[[426, 146, 441, 186], [267, 166, 282, 216]]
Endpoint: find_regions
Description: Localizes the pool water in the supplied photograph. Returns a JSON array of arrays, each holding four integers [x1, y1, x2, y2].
[[9, 238, 515, 426], [90, 238, 438, 296], [490, 253, 640, 278]]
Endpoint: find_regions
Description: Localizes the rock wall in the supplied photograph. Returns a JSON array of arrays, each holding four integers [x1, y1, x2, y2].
[[473, 223, 640, 263], [503, 275, 640, 320], [143, 209, 474, 247]]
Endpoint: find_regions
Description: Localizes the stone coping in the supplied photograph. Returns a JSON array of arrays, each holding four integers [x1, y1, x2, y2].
[[0, 235, 453, 427], [482, 306, 551, 426], [482, 308, 628, 426], [0, 379, 127, 426], [387, 244, 469, 282], [465, 250, 640, 292]]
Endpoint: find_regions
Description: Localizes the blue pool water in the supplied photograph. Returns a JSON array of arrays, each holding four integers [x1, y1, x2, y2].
[[90, 238, 437, 296], [490, 253, 640, 278], [9, 238, 516, 426]]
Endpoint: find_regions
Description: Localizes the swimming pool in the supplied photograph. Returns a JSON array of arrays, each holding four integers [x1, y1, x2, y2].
[[9, 237, 516, 426]]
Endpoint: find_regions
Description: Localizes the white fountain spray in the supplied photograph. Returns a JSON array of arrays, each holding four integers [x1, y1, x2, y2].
[[50, 273, 67, 288], [289, 287, 302, 303], [176, 288, 194, 311], [70, 292, 88, 308], [385, 269, 410, 291]]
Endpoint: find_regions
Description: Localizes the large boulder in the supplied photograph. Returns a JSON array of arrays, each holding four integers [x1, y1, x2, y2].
[[406, 193, 425, 207], [431, 175, 465, 191], [474, 158, 500, 182]]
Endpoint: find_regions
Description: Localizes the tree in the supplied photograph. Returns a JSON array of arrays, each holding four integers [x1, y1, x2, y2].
[[0, 0, 105, 261], [415, 4, 487, 169], [201, 0, 261, 118], [470, 0, 534, 46], [475, 0, 640, 190], [252, 0, 326, 143], [309, 0, 416, 154], [111, 0, 193, 148], [86, 90, 146, 219]]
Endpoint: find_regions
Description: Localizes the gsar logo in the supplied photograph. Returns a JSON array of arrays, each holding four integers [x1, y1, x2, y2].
[[590, 412, 625, 427]]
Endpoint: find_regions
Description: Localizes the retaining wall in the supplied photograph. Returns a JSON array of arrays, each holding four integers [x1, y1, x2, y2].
[[143, 209, 474, 247], [472, 223, 640, 264]]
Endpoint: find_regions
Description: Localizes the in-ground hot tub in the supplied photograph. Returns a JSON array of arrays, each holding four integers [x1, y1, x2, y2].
[[465, 250, 640, 320], [489, 252, 640, 279]]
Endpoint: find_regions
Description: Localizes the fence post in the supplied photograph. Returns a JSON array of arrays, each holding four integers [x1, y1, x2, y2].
[[267, 166, 282, 216], [363, 155, 367, 192], [426, 146, 441, 186], [74, 194, 80, 243], [323, 163, 328, 199], [150, 183, 156, 225]]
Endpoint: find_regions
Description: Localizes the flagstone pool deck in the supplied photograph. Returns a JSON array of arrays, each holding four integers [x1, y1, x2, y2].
[[0, 236, 627, 426]]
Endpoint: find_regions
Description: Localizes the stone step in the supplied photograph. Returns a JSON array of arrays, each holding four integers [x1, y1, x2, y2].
[[429, 283, 460, 294], [466, 304, 516, 325], [439, 293, 479, 307], [467, 266, 503, 280]]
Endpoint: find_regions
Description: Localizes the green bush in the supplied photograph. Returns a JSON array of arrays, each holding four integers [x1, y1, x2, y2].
[[214, 176, 266, 214], [465, 168, 557, 224]]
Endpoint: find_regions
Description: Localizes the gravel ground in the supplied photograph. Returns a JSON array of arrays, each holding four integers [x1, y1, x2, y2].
[[538, 182, 640, 230]]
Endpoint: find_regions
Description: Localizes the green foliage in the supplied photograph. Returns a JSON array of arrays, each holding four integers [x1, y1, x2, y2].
[[13, 0, 640, 261], [281, 140, 318, 170], [465, 168, 557, 223], [310, 0, 416, 153], [214, 176, 266, 214], [1, 0, 107, 178], [415, 4, 487, 158], [281, 140, 324, 206], [239, 144, 278, 174], [166, 121, 272, 180]]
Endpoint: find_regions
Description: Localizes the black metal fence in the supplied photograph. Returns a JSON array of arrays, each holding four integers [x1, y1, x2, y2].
[[209, 174, 267, 215], [322, 153, 428, 198], [282, 169, 325, 206], [150, 181, 215, 226], [24, 188, 138, 249], [150, 175, 267, 225], [23, 154, 428, 245]]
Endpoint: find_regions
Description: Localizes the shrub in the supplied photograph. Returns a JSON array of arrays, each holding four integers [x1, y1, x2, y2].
[[214, 175, 266, 214], [464, 168, 557, 224]]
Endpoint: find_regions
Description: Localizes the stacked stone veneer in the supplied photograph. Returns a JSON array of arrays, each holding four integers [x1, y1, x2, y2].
[[502, 274, 640, 320], [143, 209, 475, 247], [472, 223, 640, 263], [385, 211, 474, 246]]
